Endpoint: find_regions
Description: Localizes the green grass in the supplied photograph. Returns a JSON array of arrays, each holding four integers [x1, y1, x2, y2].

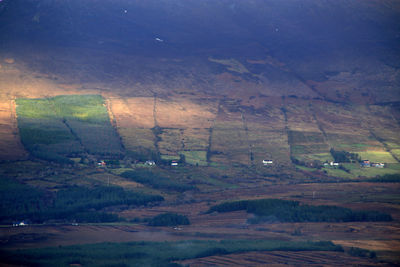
[[1, 239, 343, 266], [356, 151, 397, 163], [16, 95, 123, 162], [182, 151, 208, 166], [350, 167, 399, 178], [16, 95, 109, 122], [340, 163, 400, 178], [391, 149, 400, 158], [386, 163, 400, 170], [295, 165, 318, 172], [322, 167, 355, 179]]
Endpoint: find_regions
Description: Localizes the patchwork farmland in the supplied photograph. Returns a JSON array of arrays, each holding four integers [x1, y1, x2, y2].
[[0, 0, 399, 264]]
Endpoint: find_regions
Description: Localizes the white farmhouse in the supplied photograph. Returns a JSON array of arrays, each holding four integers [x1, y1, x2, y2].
[[263, 160, 273, 165]]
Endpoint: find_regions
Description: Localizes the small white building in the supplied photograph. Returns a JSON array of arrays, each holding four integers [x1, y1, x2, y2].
[[372, 163, 385, 168], [97, 160, 106, 167], [171, 161, 178, 166], [330, 161, 339, 166], [145, 160, 156, 166], [13, 221, 27, 227], [263, 160, 273, 165]]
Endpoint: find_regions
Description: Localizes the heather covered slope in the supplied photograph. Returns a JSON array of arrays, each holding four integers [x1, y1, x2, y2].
[[0, 0, 399, 102]]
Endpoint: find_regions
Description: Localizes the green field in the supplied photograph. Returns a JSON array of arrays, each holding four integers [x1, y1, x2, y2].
[[356, 151, 397, 163], [16, 95, 123, 163], [182, 150, 208, 166]]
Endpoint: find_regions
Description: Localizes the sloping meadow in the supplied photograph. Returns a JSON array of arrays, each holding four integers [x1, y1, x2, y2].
[[16, 95, 123, 163]]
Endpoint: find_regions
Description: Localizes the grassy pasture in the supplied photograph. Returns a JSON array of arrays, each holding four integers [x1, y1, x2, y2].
[[182, 150, 208, 166], [323, 167, 355, 179], [345, 163, 400, 177], [389, 148, 400, 160], [16, 95, 123, 162], [328, 133, 380, 148], [356, 151, 397, 163]]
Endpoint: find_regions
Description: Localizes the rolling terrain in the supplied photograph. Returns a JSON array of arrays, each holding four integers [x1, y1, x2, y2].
[[0, 0, 400, 266]]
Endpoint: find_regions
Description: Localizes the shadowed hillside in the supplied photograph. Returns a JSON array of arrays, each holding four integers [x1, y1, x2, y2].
[[0, 1, 400, 266]]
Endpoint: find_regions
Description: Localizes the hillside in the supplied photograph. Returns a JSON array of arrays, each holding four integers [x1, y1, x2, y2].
[[0, 0, 400, 266]]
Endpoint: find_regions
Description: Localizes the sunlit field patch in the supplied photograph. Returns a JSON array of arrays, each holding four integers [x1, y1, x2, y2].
[[16, 95, 123, 163]]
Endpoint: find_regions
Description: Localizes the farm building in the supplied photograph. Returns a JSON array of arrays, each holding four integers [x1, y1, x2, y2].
[[361, 160, 371, 167], [13, 221, 27, 227], [145, 160, 156, 166], [97, 160, 106, 167], [372, 163, 385, 168], [262, 160, 273, 165], [330, 161, 339, 166], [171, 161, 178, 166]]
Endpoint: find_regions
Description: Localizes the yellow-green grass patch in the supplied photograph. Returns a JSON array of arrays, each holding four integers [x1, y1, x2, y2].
[[350, 167, 399, 178], [386, 163, 400, 170], [391, 149, 400, 159], [356, 151, 398, 163], [326, 133, 382, 151], [342, 163, 400, 177], [295, 165, 318, 172], [323, 167, 355, 179]]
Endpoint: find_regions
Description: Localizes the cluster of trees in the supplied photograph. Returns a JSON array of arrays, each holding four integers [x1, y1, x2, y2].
[[330, 148, 361, 163], [121, 170, 195, 192], [0, 178, 48, 222], [29, 148, 74, 165], [370, 173, 400, 183], [0, 180, 164, 223], [207, 198, 392, 223], [148, 213, 190, 226], [290, 156, 323, 169]]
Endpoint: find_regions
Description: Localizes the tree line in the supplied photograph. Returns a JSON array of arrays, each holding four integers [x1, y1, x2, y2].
[[207, 198, 392, 223], [0, 179, 163, 223]]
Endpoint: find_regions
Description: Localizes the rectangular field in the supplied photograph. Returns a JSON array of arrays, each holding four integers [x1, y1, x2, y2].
[[16, 95, 123, 162]]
